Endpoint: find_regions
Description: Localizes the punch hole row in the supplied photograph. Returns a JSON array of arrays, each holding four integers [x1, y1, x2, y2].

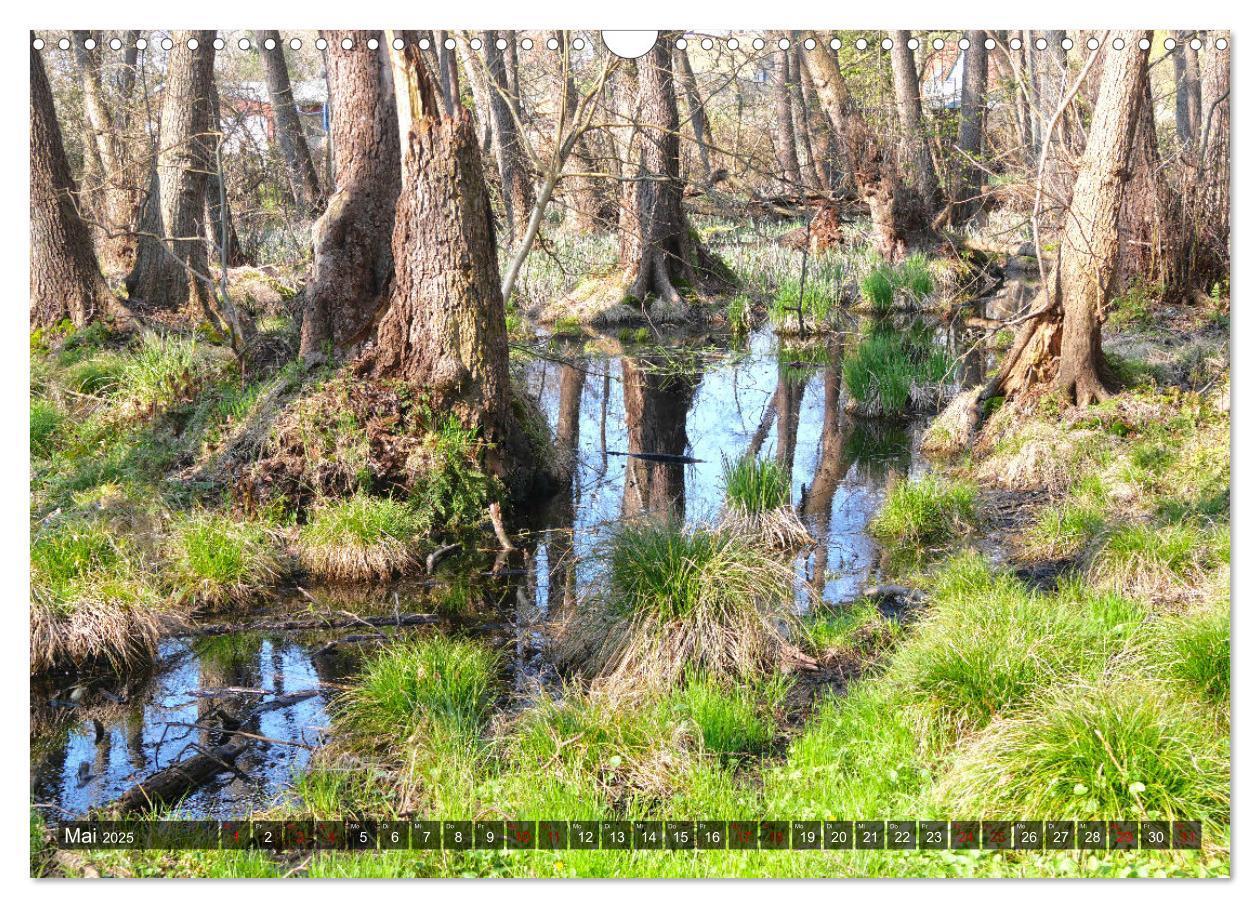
[[30, 32, 1231, 53]]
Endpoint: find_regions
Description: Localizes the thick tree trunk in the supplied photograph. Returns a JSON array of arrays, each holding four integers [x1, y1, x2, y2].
[[612, 38, 730, 306], [124, 30, 216, 318], [30, 43, 114, 328], [1173, 32, 1203, 148], [804, 33, 915, 259], [256, 30, 325, 217], [956, 31, 988, 220], [890, 31, 941, 215], [557, 33, 611, 233], [770, 33, 802, 191], [359, 45, 537, 491], [673, 45, 714, 185], [71, 30, 134, 271], [455, 37, 496, 156], [299, 30, 400, 365], [992, 31, 1152, 407], [483, 30, 535, 245]]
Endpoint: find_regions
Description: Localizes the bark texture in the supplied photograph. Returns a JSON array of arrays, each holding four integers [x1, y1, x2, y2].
[[30, 43, 114, 328], [890, 31, 941, 215], [256, 30, 325, 216], [956, 31, 988, 220], [673, 45, 714, 185], [299, 30, 400, 365], [804, 33, 915, 259], [360, 46, 538, 492], [71, 30, 135, 271], [991, 31, 1152, 407], [125, 30, 217, 315], [483, 30, 535, 244], [770, 34, 803, 190], [614, 38, 730, 305]]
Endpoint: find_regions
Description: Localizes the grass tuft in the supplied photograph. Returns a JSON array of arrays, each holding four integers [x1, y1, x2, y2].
[[166, 512, 283, 607], [868, 475, 977, 550], [298, 494, 427, 581], [553, 520, 801, 689], [938, 680, 1229, 830], [842, 321, 952, 416]]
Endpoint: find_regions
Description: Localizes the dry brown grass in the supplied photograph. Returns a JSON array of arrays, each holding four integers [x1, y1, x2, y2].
[[30, 596, 174, 674], [717, 505, 813, 552]]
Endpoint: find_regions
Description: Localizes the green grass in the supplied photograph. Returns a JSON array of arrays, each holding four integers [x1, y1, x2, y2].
[[841, 321, 952, 415], [30, 518, 165, 671], [337, 636, 500, 739], [896, 254, 935, 299], [1026, 497, 1107, 559], [770, 280, 834, 330], [884, 554, 1144, 733], [868, 475, 977, 550], [721, 454, 791, 514], [556, 521, 799, 686], [299, 494, 428, 581], [1148, 602, 1230, 706], [939, 679, 1229, 829], [1089, 522, 1209, 599], [665, 673, 783, 759], [725, 295, 752, 335], [860, 266, 895, 311], [30, 399, 62, 457], [166, 512, 282, 607]]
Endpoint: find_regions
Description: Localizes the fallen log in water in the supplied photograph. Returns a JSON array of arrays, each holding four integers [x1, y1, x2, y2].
[[112, 743, 246, 814], [109, 688, 322, 814], [178, 612, 441, 638]]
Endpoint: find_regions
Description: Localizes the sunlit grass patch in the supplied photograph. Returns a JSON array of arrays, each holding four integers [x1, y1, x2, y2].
[[725, 295, 753, 335], [337, 636, 500, 740], [937, 680, 1229, 833], [1087, 522, 1212, 602], [553, 520, 801, 689], [884, 553, 1144, 733], [298, 494, 427, 581], [718, 455, 811, 550], [166, 512, 283, 607], [770, 280, 836, 333], [665, 673, 784, 760], [1024, 496, 1107, 560], [1146, 600, 1230, 707], [30, 518, 169, 672], [868, 475, 977, 551], [860, 266, 895, 312], [801, 599, 902, 664], [30, 399, 63, 458]]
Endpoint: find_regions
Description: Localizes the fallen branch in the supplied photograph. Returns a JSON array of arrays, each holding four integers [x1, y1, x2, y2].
[[178, 612, 441, 638]]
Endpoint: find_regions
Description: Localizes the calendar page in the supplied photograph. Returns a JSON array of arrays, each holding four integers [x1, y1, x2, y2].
[[28, 26, 1231, 881]]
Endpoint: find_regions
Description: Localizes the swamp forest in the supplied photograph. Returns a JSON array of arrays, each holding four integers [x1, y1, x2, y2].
[[28, 28, 1231, 878]]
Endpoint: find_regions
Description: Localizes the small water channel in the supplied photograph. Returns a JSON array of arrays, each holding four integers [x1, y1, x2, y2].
[[32, 315, 993, 821]]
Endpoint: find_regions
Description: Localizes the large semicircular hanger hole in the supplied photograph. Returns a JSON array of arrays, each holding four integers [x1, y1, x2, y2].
[[601, 30, 660, 59]]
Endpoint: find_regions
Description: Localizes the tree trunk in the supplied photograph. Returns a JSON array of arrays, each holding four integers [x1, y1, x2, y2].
[[204, 78, 247, 268], [256, 29, 325, 217], [612, 38, 730, 306], [1173, 32, 1203, 148], [124, 30, 216, 318], [557, 32, 611, 232], [956, 30, 988, 220], [890, 31, 941, 215], [770, 33, 802, 192], [299, 30, 400, 365], [455, 37, 496, 156], [673, 44, 714, 185], [786, 44, 823, 192], [71, 30, 134, 271], [358, 45, 538, 492], [803, 33, 915, 260], [796, 44, 841, 191], [30, 43, 114, 328], [483, 30, 535, 245], [991, 31, 1152, 407]]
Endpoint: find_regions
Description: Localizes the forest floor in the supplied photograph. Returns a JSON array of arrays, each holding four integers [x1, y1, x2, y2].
[[30, 223, 1231, 879]]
